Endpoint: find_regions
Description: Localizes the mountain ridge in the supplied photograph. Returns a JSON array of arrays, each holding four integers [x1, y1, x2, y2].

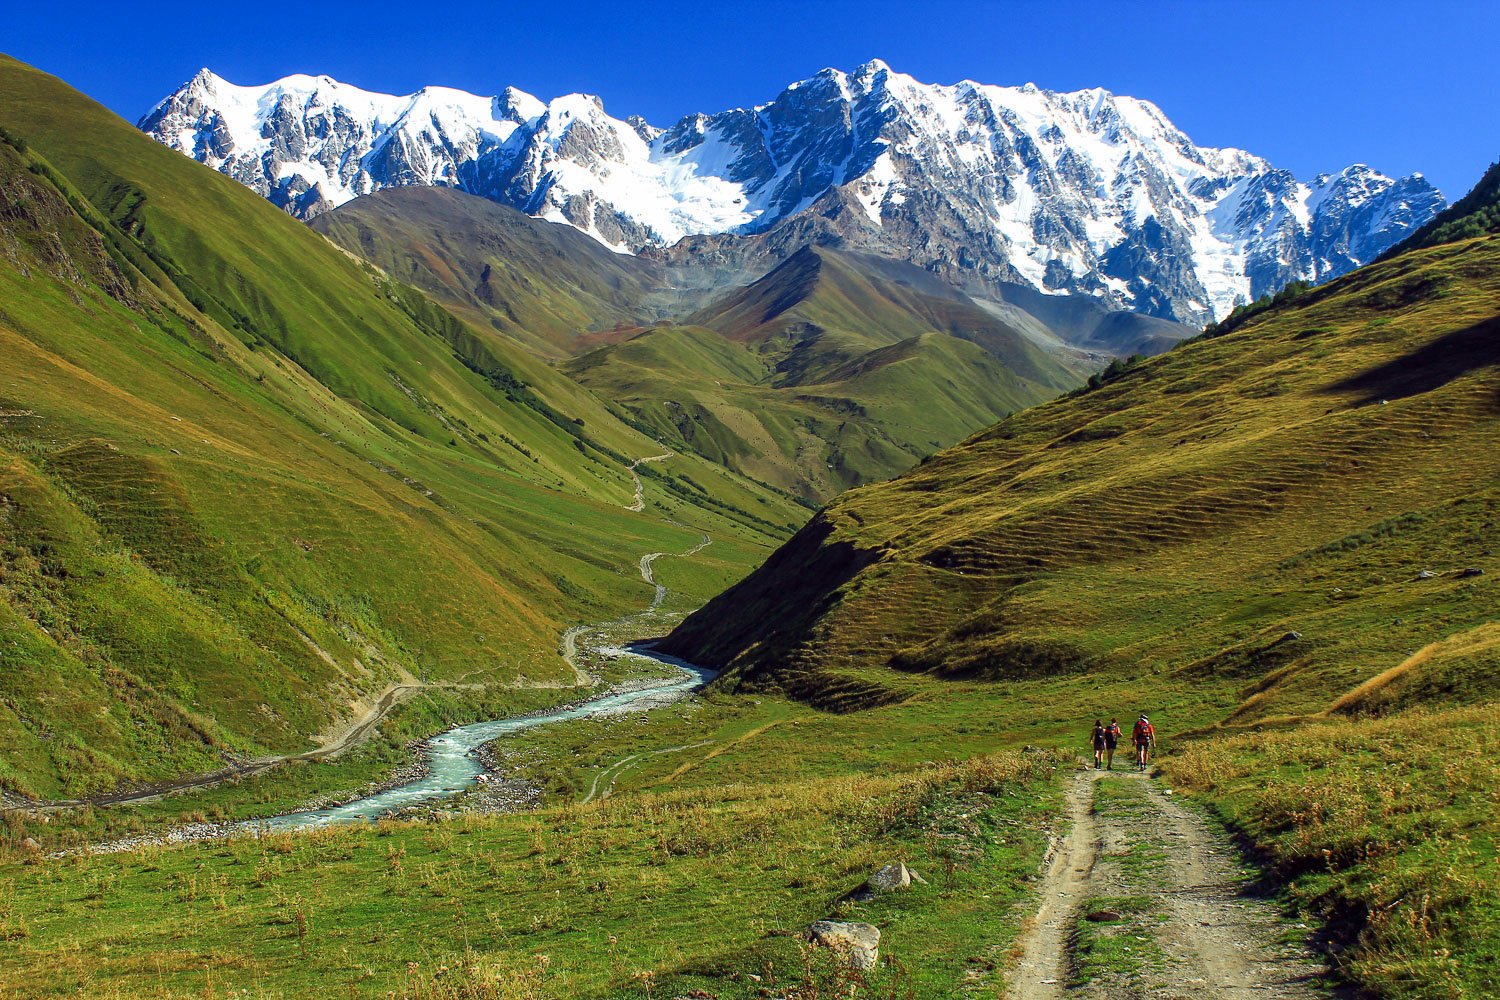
[[141, 59, 1445, 326]]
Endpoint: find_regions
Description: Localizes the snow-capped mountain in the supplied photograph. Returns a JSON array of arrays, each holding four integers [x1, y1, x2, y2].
[[140, 60, 1443, 325]]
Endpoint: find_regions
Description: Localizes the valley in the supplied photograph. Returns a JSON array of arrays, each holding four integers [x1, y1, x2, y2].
[[0, 27, 1496, 1000], [307, 186, 1097, 500]]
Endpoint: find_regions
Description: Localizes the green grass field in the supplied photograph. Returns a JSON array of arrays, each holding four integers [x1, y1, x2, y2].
[[0, 750, 1065, 999]]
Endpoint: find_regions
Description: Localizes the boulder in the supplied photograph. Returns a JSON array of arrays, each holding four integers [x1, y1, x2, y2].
[[808, 920, 881, 970], [1456, 567, 1485, 579], [852, 860, 927, 900]]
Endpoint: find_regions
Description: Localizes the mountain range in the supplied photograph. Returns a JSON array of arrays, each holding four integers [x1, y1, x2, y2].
[[141, 59, 1445, 326]]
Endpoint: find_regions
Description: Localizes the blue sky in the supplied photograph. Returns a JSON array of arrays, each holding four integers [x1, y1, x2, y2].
[[5, 0, 1494, 198]]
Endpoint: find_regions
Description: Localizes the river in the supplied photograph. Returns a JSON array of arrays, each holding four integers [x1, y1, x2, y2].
[[253, 646, 713, 831]]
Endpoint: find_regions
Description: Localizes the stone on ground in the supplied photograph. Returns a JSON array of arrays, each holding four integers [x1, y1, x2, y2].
[[808, 920, 881, 970]]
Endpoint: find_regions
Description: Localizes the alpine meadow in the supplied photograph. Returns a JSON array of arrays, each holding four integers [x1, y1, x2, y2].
[[0, 10, 1497, 1000]]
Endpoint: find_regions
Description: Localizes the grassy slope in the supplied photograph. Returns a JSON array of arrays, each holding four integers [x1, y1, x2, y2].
[[693, 246, 1082, 388], [665, 233, 1500, 719], [0, 54, 803, 798], [565, 322, 1055, 500], [563, 247, 1082, 500], [309, 187, 665, 359]]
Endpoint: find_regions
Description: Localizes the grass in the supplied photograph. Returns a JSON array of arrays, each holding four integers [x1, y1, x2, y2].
[[1070, 895, 1167, 986], [307, 186, 662, 360], [0, 750, 1065, 998], [567, 324, 1063, 503], [1165, 705, 1500, 999]]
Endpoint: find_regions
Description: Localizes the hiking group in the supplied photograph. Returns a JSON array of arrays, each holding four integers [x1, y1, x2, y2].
[[1091, 715, 1155, 771]]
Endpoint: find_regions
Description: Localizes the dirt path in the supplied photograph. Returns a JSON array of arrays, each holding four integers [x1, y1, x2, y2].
[[560, 521, 711, 686], [624, 451, 674, 512], [581, 741, 713, 804], [1007, 768, 1334, 1000]]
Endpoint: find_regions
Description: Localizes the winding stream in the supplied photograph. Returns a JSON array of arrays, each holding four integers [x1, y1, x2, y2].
[[256, 646, 714, 830], [251, 468, 717, 832]]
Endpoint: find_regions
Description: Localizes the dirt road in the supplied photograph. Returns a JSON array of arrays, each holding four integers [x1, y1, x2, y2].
[[1007, 768, 1335, 999]]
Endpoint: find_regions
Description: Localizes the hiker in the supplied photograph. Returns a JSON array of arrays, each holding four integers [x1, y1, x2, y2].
[[1091, 719, 1107, 769], [1105, 718, 1121, 770], [1133, 714, 1156, 771]]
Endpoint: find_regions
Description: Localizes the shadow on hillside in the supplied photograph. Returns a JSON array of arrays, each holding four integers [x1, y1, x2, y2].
[[1327, 316, 1500, 406]]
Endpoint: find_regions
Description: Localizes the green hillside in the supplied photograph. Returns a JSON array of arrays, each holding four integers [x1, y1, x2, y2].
[[691, 245, 1085, 388], [566, 245, 1082, 500], [565, 321, 1062, 500], [308, 186, 668, 358], [665, 230, 1500, 719], [0, 54, 803, 799]]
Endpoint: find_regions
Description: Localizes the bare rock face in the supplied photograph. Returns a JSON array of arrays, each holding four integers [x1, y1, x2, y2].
[[141, 61, 1444, 326], [808, 920, 881, 970]]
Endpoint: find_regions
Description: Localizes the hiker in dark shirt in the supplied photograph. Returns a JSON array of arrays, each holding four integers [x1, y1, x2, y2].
[[1104, 718, 1121, 770], [1091, 719, 1107, 769]]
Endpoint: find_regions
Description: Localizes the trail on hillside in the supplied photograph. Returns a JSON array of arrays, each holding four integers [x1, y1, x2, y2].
[[561, 519, 712, 684], [1007, 768, 1334, 1000], [624, 450, 674, 512], [581, 740, 714, 804]]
